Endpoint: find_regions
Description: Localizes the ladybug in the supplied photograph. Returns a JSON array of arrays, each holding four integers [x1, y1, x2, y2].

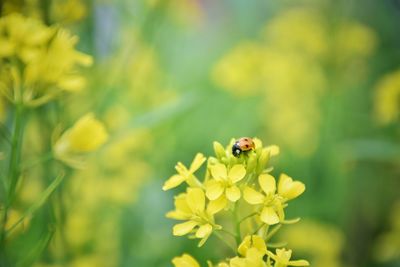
[[232, 137, 255, 157]]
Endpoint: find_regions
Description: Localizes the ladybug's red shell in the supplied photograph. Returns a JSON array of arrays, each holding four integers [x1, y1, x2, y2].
[[232, 137, 255, 157], [236, 137, 255, 151]]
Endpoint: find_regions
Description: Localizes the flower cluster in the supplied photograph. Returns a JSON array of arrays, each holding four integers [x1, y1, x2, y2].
[[0, 13, 92, 106], [164, 138, 309, 266]]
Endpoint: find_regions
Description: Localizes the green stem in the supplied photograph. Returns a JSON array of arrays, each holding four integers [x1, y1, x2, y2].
[[0, 103, 25, 262], [214, 231, 236, 254], [266, 224, 281, 241], [20, 153, 54, 171], [239, 212, 258, 224], [233, 204, 241, 245]]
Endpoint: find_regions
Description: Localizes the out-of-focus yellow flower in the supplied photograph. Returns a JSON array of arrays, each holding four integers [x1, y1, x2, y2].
[[51, 0, 87, 24], [244, 173, 305, 225], [373, 69, 400, 125], [163, 153, 206, 190], [262, 9, 328, 58], [0, 13, 92, 106], [238, 235, 267, 257], [374, 201, 400, 262], [267, 248, 310, 267], [280, 220, 344, 267], [4, 208, 30, 240], [166, 188, 221, 246], [53, 113, 108, 167], [172, 253, 200, 267], [206, 163, 246, 205]]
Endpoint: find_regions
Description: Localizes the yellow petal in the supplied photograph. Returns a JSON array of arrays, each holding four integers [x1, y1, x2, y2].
[[163, 174, 186, 191], [187, 188, 205, 213], [265, 145, 280, 156], [189, 153, 206, 172], [258, 174, 276, 195], [226, 186, 241, 202], [207, 195, 227, 214], [173, 221, 198, 236], [228, 164, 246, 183], [172, 253, 200, 267], [260, 206, 279, 225], [210, 163, 227, 180], [206, 180, 224, 200], [195, 223, 212, 238], [238, 235, 267, 256], [174, 193, 192, 214], [243, 187, 264, 205], [278, 174, 305, 200]]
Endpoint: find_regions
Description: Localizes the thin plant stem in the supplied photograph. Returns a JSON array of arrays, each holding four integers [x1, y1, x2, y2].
[[266, 224, 281, 241], [239, 212, 258, 224], [0, 102, 25, 263], [214, 231, 236, 254]]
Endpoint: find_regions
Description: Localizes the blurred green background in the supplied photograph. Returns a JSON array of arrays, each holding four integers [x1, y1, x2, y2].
[[1, 0, 399, 266]]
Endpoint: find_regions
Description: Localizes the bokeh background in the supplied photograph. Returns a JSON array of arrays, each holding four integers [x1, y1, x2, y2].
[[0, 0, 399, 266]]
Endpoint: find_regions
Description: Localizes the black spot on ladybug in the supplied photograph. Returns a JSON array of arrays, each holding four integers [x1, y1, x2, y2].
[[245, 144, 249, 148]]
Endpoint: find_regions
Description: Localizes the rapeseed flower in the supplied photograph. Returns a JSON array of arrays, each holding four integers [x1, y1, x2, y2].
[[206, 163, 246, 204], [166, 188, 221, 246], [163, 153, 206, 190], [244, 174, 305, 225], [172, 254, 200, 267], [266, 248, 309, 267], [0, 13, 92, 106], [53, 113, 108, 167]]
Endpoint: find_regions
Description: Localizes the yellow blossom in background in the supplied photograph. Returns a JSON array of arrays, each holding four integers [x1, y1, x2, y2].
[[280, 220, 345, 267], [50, 0, 87, 24], [53, 113, 108, 167], [267, 248, 309, 267], [373, 69, 400, 125], [0, 13, 92, 106], [167, 188, 221, 246], [374, 201, 400, 263], [163, 153, 206, 190], [172, 253, 200, 267], [212, 7, 377, 156]]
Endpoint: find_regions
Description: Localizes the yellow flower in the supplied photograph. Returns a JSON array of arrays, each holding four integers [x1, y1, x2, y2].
[[244, 174, 283, 225], [373, 69, 400, 125], [229, 248, 267, 267], [238, 235, 267, 257], [166, 188, 221, 246], [0, 14, 92, 106], [205, 163, 246, 205], [277, 174, 306, 201], [172, 254, 200, 267], [53, 113, 108, 167], [244, 174, 305, 225], [163, 153, 206, 190], [267, 248, 309, 267]]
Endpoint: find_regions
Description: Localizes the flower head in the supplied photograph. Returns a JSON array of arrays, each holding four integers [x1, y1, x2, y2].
[[53, 113, 108, 167], [206, 163, 246, 205], [163, 153, 206, 190], [244, 173, 305, 225], [238, 235, 267, 257], [172, 254, 200, 267], [267, 248, 309, 267], [166, 188, 221, 246]]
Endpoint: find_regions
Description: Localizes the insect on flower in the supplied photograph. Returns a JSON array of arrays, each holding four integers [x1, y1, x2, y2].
[[232, 137, 255, 157]]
